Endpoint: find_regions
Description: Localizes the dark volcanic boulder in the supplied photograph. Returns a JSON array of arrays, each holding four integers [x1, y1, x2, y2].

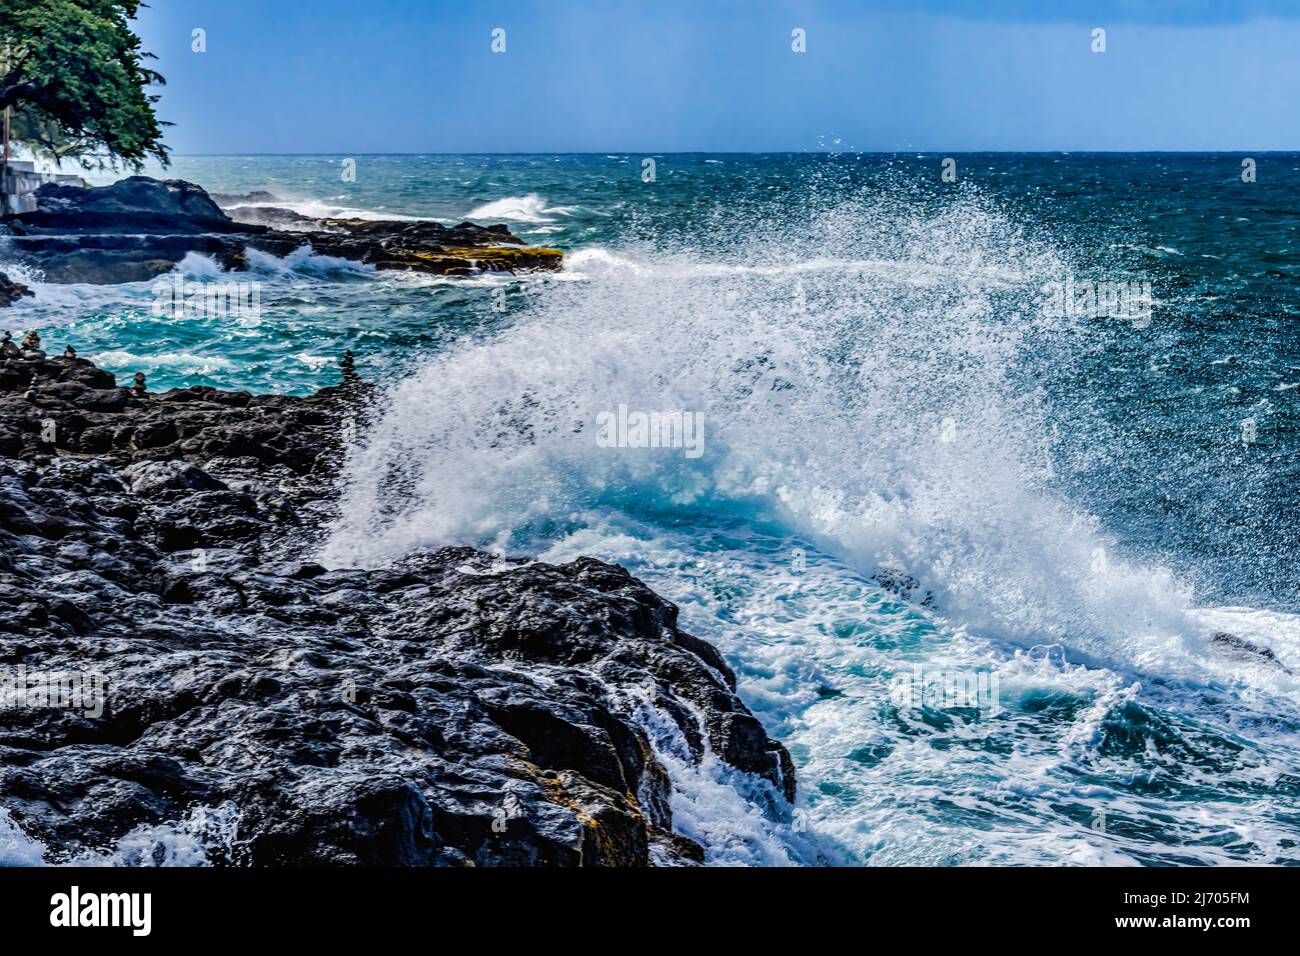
[[0, 272, 33, 307], [0, 355, 795, 867], [12, 176, 245, 235], [222, 205, 320, 228]]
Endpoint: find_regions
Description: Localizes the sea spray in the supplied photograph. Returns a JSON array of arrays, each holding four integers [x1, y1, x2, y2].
[[323, 185, 1196, 673]]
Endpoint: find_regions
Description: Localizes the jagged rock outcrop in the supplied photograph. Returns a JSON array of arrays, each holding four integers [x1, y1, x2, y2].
[[0, 273, 33, 308], [14, 177, 243, 235], [0, 354, 794, 866], [3, 177, 564, 283], [209, 191, 283, 207]]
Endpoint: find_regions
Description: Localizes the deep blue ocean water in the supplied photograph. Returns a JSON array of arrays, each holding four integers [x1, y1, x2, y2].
[[4, 153, 1300, 865]]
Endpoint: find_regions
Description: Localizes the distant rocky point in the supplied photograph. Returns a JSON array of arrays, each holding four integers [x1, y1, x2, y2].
[[209, 190, 283, 206], [1, 176, 564, 285]]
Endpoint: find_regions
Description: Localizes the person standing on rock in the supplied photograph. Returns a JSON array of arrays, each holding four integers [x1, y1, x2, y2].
[[131, 371, 147, 396]]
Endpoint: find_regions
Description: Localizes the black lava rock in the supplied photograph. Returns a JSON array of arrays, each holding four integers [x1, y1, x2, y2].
[[0, 354, 794, 866]]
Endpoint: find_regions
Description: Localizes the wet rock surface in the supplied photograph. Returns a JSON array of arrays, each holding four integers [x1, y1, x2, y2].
[[13, 177, 245, 235], [0, 273, 33, 308], [1210, 631, 1292, 673], [0, 354, 793, 866], [3, 176, 564, 283]]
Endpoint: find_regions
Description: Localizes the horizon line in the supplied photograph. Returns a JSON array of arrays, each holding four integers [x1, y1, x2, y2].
[[160, 149, 1300, 158]]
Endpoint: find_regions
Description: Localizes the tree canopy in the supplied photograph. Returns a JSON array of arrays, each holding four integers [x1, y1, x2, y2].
[[1, 0, 169, 170]]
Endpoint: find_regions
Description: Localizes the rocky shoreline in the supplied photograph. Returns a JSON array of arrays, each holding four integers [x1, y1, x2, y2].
[[0, 349, 795, 866], [1, 176, 564, 286]]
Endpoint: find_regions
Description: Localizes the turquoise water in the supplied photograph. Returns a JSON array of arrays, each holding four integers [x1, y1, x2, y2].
[[6, 153, 1300, 865]]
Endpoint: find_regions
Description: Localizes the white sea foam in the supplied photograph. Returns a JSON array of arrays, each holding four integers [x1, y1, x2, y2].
[[89, 349, 234, 370], [627, 692, 819, 866], [243, 244, 376, 276], [71, 802, 247, 867], [0, 802, 246, 867], [174, 250, 228, 278], [0, 808, 47, 866], [223, 197, 442, 223], [466, 194, 580, 223]]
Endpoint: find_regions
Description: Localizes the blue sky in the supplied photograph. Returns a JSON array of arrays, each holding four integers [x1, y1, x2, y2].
[[134, 0, 1300, 153]]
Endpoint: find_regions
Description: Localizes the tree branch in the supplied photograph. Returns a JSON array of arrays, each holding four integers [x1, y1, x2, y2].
[[0, 81, 44, 111]]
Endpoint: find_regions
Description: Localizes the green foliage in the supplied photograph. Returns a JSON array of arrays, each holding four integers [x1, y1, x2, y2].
[[1, 0, 169, 170]]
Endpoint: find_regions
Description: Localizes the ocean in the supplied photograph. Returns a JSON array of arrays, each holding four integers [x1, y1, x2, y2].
[[5, 152, 1300, 865]]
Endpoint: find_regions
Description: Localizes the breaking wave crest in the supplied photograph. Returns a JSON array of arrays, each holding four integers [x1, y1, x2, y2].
[[325, 186, 1199, 670]]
